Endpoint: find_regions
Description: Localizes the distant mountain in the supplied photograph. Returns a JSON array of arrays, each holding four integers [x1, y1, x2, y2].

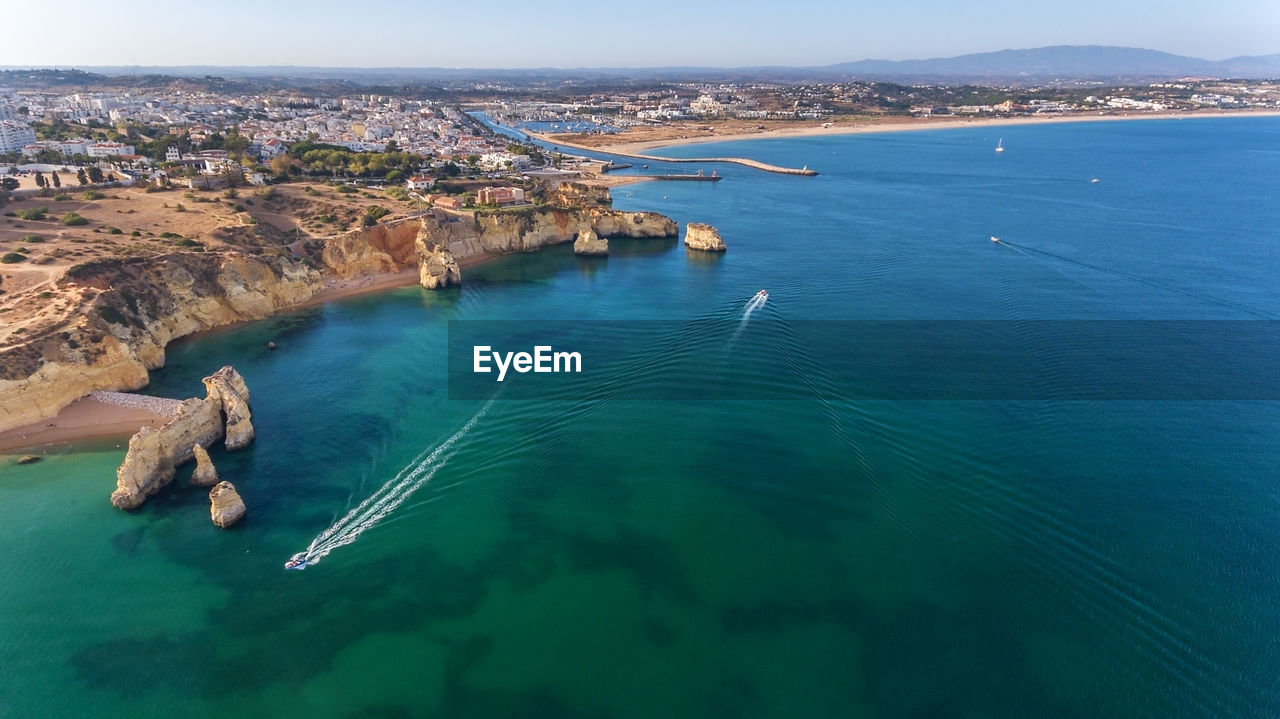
[[821, 45, 1280, 81], [3, 46, 1279, 87]]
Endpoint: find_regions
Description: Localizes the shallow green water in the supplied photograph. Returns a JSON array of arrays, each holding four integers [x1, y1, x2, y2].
[[3, 118, 1279, 718]]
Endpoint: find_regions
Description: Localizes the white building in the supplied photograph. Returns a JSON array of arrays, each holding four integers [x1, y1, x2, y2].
[[0, 120, 37, 154], [86, 141, 136, 157], [166, 145, 181, 161]]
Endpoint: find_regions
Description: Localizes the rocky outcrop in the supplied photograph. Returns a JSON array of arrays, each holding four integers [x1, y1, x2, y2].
[[111, 395, 223, 509], [685, 223, 727, 252], [0, 253, 319, 434], [110, 365, 254, 511], [573, 229, 608, 256], [320, 220, 422, 278], [190, 444, 219, 486], [415, 233, 462, 289], [209, 481, 246, 529], [203, 366, 254, 450]]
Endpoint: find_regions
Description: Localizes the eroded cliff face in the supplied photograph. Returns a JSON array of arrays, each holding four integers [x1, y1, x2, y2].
[[320, 220, 422, 278], [0, 253, 319, 434], [328, 201, 678, 291], [422, 207, 677, 258], [111, 365, 253, 511]]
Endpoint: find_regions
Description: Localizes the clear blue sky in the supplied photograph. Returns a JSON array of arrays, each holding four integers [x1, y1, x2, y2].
[[1, 0, 1277, 68]]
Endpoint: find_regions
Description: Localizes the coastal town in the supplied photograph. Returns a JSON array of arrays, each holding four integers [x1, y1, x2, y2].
[[3, 72, 1279, 197]]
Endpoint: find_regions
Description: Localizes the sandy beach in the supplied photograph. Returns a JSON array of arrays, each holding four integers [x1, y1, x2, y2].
[[0, 396, 172, 454], [539, 109, 1280, 156]]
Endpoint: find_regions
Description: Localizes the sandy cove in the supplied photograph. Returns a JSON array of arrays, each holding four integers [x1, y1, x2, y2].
[[0, 396, 171, 453], [538, 109, 1280, 156]]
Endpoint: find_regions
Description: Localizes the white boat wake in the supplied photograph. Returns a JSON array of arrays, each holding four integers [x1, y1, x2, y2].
[[287, 399, 493, 570], [741, 289, 768, 321], [727, 289, 769, 346]]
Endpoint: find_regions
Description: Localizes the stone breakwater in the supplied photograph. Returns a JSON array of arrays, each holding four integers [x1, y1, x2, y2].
[[530, 132, 819, 176]]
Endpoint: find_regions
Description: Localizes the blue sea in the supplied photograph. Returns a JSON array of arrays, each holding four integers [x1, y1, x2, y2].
[[2, 117, 1279, 718]]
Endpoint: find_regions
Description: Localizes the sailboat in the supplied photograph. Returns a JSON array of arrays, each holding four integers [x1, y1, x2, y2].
[[995, 138, 1005, 153]]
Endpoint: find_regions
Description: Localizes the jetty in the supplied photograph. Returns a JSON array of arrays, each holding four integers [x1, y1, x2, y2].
[[531, 131, 818, 176]]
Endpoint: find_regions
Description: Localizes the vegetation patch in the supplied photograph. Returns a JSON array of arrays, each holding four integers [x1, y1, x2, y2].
[[17, 207, 48, 221], [1, 252, 27, 263], [62, 212, 89, 226]]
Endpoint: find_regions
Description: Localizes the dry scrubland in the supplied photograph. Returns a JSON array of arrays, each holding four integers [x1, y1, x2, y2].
[[0, 181, 423, 349]]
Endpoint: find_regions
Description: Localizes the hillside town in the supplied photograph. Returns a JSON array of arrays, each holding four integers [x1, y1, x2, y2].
[[2, 75, 1278, 197]]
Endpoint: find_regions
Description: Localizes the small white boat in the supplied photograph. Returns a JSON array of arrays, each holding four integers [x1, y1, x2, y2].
[[990, 236, 1000, 243], [1090, 178, 1100, 183], [285, 552, 309, 571], [995, 138, 1005, 153], [755, 289, 769, 301]]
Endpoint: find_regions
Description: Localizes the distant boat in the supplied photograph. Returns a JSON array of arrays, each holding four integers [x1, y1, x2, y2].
[[1090, 178, 1100, 183], [990, 236, 1000, 243], [995, 138, 1005, 153]]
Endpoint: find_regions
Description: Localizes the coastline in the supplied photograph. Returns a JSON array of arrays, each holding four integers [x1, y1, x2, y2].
[[0, 396, 171, 454], [0, 256, 508, 453], [544, 109, 1280, 155]]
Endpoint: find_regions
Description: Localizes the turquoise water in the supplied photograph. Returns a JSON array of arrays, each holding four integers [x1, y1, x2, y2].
[[3, 117, 1280, 717]]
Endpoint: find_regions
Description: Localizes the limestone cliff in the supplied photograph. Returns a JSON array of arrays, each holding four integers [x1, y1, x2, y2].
[[209, 481, 246, 529], [0, 253, 320, 434], [685, 223, 727, 252], [548, 182, 613, 208], [320, 220, 422, 278], [329, 200, 677, 291], [110, 365, 255, 511], [574, 229, 608, 256]]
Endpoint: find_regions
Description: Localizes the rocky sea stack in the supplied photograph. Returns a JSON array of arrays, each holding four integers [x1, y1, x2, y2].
[[209, 481, 246, 529], [110, 366, 254, 511], [573, 229, 609, 256], [685, 223, 727, 252]]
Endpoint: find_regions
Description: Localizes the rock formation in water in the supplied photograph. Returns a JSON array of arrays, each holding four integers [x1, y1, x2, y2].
[[209, 481, 246, 528], [0, 253, 319, 434], [684, 223, 727, 252], [190, 444, 219, 487], [110, 366, 254, 510], [573, 229, 609, 256], [203, 366, 254, 450]]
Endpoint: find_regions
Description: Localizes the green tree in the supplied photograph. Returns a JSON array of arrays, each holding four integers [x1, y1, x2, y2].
[[86, 166, 104, 183], [384, 140, 399, 153], [76, 168, 88, 186], [1, 177, 19, 191], [50, 171, 60, 188], [35, 171, 46, 189]]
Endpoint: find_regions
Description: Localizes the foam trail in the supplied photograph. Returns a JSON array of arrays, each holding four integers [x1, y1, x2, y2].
[[295, 399, 493, 567], [728, 292, 769, 346]]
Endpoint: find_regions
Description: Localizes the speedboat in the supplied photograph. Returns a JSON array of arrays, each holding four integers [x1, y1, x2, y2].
[[990, 236, 1000, 243], [756, 289, 769, 300], [285, 552, 309, 571]]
